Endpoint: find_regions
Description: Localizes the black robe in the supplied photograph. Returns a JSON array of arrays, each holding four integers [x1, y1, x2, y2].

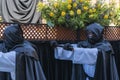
[[71, 23, 119, 80], [0, 24, 46, 80], [0, 41, 46, 80], [71, 40, 119, 80]]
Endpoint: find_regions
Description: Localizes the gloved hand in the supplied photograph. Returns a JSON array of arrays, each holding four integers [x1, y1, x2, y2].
[[63, 43, 73, 51], [50, 40, 58, 48], [77, 42, 88, 48]]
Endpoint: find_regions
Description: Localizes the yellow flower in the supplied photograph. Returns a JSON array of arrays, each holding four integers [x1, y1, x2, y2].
[[89, 9, 93, 13], [86, 0, 90, 2], [83, 6, 88, 10], [93, 8, 96, 13], [37, 2, 43, 7], [68, 0, 72, 4], [69, 10, 74, 16], [61, 2, 66, 6], [49, 12, 54, 17], [110, 12, 113, 16], [67, 4, 72, 10], [89, 14, 94, 18], [37, 2, 45, 11], [104, 15, 109, 19], [77, 9, 81, 15], [54, 2, 58, 8], [73, 2, 77, 8], [61, 11, 66, 16], [97, 4, 101, 8], [79, 0, 83, 3]]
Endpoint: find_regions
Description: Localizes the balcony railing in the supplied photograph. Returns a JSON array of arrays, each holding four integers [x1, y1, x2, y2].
[[0, 22, 119, 41]]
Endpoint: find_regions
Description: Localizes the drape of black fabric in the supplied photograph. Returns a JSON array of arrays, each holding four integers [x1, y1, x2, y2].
[[31, 41, 72, 80], [30, 40, 120, 80], [0, 24, 46, 80], [110, 40, 120, 78]]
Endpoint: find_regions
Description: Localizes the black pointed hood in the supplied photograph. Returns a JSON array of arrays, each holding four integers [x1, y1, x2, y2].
[[86, 23, 104, 44], [3, 24, 24, 50]]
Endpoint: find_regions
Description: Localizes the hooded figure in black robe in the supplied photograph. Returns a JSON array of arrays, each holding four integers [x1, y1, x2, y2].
[[71, 23, 119, 80], [0, 24, 46, 80], [54, 23, 119, 80]]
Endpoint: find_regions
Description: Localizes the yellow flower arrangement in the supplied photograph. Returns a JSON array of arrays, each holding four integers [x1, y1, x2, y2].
[[37, 0, 119, 29]]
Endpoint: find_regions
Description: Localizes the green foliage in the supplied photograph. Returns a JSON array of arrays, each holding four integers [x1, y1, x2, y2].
[[112, 8, 120, 26]]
